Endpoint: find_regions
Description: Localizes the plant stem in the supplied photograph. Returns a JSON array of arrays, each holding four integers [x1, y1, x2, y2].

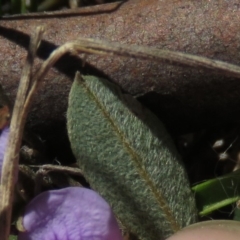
[[0, 26, 44, 240]]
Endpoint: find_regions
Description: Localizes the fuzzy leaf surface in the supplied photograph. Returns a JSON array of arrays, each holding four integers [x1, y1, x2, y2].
[[67, 73, 197, 240]]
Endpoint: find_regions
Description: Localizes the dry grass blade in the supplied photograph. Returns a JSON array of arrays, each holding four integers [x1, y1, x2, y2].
[[0, 26, 44, 240], [24, 37, 240, 112], [28, 164, 84, 176], [72, 38, 240, 78]]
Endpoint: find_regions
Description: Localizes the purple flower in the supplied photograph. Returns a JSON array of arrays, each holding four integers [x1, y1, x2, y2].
[[0, 126, 9, 178], [18, 187, 123, 240]]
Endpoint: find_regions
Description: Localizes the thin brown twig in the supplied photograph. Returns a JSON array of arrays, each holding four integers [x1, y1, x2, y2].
[[28, 164, 84, 176], [0, 26, 44, 240], [73, 38, 240, 77], [23, 37, 240, 114], [23, 42, 104, 113]]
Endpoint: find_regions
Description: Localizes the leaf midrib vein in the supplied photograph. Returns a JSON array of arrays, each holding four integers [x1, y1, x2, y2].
[[82, 79, 180, 232]]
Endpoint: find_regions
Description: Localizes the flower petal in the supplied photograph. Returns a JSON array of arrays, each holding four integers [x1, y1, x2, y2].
[[18, 187, 123, 240], [0, 126, 9, 178]]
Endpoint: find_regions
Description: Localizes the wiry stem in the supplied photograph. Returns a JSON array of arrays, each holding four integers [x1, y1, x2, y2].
[[0, 26, 44, 240]]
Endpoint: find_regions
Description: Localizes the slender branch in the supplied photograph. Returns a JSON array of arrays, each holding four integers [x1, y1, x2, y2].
[[24, 37, 240, 115], [0, 26, 44, 240], [28, 164, 84, 176], [73, 38, 240, 78]]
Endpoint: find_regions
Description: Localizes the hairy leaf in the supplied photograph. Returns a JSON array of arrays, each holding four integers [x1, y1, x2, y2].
[[67, 73, 197, 240]]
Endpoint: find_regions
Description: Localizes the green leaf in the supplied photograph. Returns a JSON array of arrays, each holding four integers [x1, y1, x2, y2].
[[67, 73, 197, 240], [9, 235, 17, 240], [234, 207, 240, 221], [192, 169, 240, 216]]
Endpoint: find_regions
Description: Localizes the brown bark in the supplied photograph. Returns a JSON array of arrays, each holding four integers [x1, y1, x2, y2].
[[1, 0, 240, 134]]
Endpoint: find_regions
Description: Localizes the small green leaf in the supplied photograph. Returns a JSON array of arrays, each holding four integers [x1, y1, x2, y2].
[[67, 73, 197, 240], [9, 235, 17, 240], [192, 169, 240, 216]]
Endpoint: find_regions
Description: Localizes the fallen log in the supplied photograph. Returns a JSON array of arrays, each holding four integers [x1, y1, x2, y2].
[[1, 0, 240, 134]]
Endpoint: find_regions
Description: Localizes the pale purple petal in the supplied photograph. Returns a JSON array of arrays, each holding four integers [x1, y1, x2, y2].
[[18, 187, 123, 240], [0, 126, 9, 178]]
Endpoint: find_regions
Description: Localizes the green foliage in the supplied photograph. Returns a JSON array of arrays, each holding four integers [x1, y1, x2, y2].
[[11, 0, 26, 14], [0, 0, 37, 15], [9, 235, 17, 240], [234, 207, 240, 221], [67, 73, 197, 240], [192, 169, 240, 216]]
